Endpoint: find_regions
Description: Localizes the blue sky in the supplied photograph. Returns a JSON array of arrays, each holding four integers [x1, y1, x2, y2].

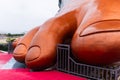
[[0, 0, 59, 33]]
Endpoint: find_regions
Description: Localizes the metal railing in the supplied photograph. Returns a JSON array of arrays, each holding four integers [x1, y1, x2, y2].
[[56, 44, 120, 80]]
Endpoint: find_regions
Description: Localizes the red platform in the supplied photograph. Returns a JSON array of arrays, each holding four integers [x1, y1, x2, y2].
[[0, 53, 12, 68], [0, 52, 87, 80]]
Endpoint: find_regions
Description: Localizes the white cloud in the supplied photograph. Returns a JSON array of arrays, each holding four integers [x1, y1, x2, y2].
[[0, 0, 59, 33]]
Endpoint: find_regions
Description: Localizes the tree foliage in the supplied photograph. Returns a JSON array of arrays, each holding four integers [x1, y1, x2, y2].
[[6, 33, 25, 37]]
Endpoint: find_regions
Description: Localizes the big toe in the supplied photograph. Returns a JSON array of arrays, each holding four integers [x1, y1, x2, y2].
[[25, 46, 56, 70], [25, 46, 40, 61], [25, 46, 43, 70], [13, 44, 27, 62]]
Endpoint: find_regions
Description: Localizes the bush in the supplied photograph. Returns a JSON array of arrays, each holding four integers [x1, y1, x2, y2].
[[0, 43, 8, 51], [6, 37, 15, 43]]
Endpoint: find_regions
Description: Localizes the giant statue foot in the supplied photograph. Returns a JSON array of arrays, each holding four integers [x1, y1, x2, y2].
[[13, 14, 77, 70], [13, 0, 120, 70]]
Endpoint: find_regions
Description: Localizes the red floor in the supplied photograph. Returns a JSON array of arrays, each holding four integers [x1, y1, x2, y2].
[[0, 53, 12, 68], [0, 70, 87, 80], [0, 52, 87, 80]]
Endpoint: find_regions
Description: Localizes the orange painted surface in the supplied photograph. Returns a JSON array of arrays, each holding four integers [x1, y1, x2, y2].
[[13, 0, 120, 70]]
